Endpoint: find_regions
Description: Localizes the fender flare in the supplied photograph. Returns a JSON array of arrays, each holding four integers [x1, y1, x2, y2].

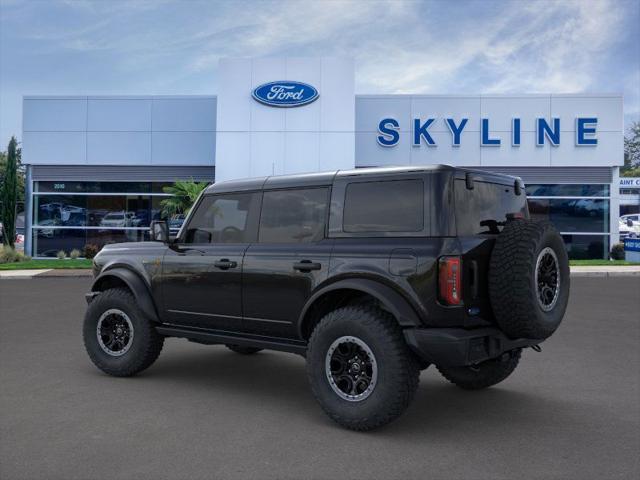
[[91, 267, 160, 323], [297, 278, 423, 338]]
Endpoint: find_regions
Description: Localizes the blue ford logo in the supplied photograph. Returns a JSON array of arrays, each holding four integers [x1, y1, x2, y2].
[[252, 81, 319, 107]]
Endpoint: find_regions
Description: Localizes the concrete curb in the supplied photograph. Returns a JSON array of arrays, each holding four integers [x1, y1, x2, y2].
[[0, 269, 93, 280], [570, 271, 640, 277]]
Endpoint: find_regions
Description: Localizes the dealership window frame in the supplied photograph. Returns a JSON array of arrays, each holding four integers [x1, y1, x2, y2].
[[526, 182, 612, 260], [30, 181, 175, 258]]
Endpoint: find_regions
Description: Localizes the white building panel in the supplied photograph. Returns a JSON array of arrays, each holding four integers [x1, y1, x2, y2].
[[152, 132, 215, 166], [88, 98, 152, 132], [87, 132, 151, 165], [152, 97, 216, 132], [215, 57, 355, 182], [215, 132, 251, 180], [319, 133, 355, 171], [250, 132, 285, 176], [23, 98, 87, 132], [217, 59, 252, 132], [285, 132, 319, 174], [22, 131, 86, 164], [320, 57, 355, 132]]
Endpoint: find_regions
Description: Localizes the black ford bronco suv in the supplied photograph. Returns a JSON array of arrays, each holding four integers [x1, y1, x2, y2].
[[83, 166, 569, 431]]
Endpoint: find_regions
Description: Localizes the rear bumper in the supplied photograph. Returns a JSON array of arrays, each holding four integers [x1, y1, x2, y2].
[[403, 327, 540, 367]]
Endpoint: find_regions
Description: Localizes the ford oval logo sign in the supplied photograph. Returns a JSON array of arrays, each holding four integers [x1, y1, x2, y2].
[[252, 81, 319, 108]]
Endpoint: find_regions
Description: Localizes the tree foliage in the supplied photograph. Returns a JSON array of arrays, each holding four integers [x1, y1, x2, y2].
[[622, 121, 640, 177], [0, 142, 24, 203], [160, 179, 210, 217], [1, 137, 18, 247]]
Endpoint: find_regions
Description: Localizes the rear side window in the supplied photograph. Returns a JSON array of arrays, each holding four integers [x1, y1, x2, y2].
[[259, 188, 329, 243], [184, 193, 260, 244], [455, 180, 528, 235], [343, 180, 424, 233]]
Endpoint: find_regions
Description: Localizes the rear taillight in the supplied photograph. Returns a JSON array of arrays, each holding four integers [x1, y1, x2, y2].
[[438, 256, 462, 305]]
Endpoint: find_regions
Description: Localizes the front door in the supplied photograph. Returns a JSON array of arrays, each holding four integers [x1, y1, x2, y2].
[[160, 192, 261, 331], [242, 187, 332, 338]]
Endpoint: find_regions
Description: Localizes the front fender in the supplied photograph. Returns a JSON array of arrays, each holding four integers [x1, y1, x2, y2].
[[91, 267, 160, 323], [297, 278, 423, 338]]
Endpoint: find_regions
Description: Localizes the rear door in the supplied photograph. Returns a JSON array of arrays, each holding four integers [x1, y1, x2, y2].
[[160, 192, 261, 331], [241, 187, 332, 338]]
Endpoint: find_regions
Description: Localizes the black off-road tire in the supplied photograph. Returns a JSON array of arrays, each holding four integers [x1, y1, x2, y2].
[[437, 349, 522, 390], [225, 344, 263, 355], [306, 305, 420, 431], [489, 220, 570, 340], [83, 288, 164, 377]]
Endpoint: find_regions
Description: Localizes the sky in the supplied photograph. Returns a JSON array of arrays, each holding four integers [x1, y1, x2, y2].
[[0, 0, 639, 147]]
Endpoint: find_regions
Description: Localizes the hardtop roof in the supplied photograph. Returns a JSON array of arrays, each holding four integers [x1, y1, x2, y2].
[[204, 164, 518, 194]]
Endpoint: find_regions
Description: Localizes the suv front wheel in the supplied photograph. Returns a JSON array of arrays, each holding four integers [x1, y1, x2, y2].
[[306, 305, 419, 431], [83, 288, 164, 377]]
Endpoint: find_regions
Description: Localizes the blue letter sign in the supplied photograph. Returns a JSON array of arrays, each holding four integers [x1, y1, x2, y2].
[[377, 118, 400, 147], [576, 118, 598, 145]]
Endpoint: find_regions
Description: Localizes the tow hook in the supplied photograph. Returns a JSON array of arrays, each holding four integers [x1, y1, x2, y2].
[[530, 344, 542, 353]]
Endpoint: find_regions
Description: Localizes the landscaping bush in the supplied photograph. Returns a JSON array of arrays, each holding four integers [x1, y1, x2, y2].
[[610, 243, 625, 260], [0, 245, 31, 264], [69, 249, 82, 259], [83, 243, 100, 259], [56, 250, 67, 259]]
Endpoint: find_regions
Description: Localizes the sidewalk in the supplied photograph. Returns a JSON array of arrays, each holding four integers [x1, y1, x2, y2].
[[569, 265, 640, 277], [1, 266, 639, 280], [0, 269, 93, 279]]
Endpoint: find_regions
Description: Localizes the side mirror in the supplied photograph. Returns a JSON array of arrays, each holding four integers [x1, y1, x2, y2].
[[150, 220, 169, 243], [627, 219, 634, 227]]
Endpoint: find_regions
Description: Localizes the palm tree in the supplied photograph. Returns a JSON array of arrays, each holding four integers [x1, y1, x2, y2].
[[160, 179, 209, 217]]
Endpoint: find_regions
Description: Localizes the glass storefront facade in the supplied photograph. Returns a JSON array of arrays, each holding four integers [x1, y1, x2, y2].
[[29, 180, 614, 259], [526, 183, 611, 259], [31, 181, 172, 257]]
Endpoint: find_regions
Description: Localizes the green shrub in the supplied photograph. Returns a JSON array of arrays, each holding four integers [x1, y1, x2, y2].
[[0, 245, 31, 264], [69, 249, 82, 259], [56, 250, 67, 260], [610, 243, 625, 260], [83, 244, 100, 259]]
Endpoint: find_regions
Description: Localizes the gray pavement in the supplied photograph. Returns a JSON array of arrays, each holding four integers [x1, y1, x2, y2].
[[0, 277, 639, 480]]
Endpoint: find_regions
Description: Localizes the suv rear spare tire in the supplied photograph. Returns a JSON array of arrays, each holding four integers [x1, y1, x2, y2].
[[489, 220, 569, 340]]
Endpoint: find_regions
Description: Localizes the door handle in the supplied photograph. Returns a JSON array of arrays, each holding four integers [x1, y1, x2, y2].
[[214, 259, 238, 270], [293, 260, 322, 272]]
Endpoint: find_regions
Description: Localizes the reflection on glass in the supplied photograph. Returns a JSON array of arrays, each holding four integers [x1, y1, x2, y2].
[[525, 184, 609, 197], [32, 229, 86, 257], [528, 199, 609, 233], [561, 235, 610, 260]]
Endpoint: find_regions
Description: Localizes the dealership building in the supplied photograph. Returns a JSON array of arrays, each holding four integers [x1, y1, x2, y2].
[[21, 57, 625, 258]]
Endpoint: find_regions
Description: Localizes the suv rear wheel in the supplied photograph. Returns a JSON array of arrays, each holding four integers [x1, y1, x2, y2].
[[306, 305, 419, 431], [437, 349, 521, 390], [83, 288, 164, 377]]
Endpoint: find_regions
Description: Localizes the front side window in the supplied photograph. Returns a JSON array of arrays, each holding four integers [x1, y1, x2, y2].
[[259, 188, 329, 243], [184, 193, 260, 244], [343, 179, 424, 233]]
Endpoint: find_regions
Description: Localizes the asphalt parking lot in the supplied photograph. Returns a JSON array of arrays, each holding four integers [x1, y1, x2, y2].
[[1, 277, 639, 480]]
